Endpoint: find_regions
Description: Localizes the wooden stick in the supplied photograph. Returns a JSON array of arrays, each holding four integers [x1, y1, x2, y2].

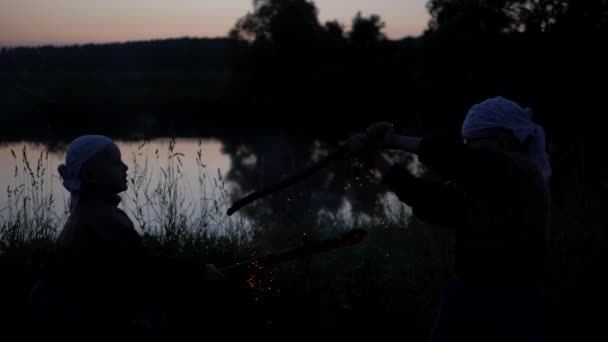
[[226, 145, 349, 216]]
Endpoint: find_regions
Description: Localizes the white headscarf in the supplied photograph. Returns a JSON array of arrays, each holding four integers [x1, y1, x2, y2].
[[58, 135, 114, 212], [461, 96, 552, 182]]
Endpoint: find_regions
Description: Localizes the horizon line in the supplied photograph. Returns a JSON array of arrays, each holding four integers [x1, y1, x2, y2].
[[0, 31, 426, 49]]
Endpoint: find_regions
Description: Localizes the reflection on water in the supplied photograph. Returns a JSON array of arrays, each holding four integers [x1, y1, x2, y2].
[[0, 137, 413, 236]]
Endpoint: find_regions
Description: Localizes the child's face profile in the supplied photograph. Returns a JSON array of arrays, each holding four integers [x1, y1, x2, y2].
[[81, 143, 129, 193]]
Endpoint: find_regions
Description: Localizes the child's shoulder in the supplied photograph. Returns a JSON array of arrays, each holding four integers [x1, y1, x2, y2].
[[77, 201, 134, 231]]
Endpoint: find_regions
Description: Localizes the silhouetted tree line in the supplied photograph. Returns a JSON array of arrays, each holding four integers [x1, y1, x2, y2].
[[0, 38, 231, 71]]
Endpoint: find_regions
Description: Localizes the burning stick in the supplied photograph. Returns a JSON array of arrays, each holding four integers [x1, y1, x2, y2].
[[220, 228, 368, 277], [226, 145, 349, 216], [226, 127, 393, 216]]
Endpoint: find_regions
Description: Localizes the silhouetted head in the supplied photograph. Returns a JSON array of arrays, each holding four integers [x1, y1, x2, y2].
[[79, 143, 129, 193], [58, 135, 128, 211], [461, 96, 552, 181]]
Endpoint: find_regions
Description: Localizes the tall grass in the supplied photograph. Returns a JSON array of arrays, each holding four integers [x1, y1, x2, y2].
[[0, 139, 252, 253], [123, 138, 253, 259], [0, 139, 448, 339], [0, 146, 59, 252]]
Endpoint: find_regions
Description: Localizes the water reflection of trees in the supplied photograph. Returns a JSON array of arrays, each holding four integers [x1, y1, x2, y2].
[[221, 134, 414, 234]]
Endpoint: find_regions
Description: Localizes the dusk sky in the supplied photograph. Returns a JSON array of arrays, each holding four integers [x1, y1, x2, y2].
[[0, 0, 430, 46]]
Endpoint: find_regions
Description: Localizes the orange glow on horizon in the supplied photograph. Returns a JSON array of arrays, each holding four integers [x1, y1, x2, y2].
[[0, 0, 429, 47]]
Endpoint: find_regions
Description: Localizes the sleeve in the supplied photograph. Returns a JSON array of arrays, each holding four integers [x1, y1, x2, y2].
[[416, 133, 518, 196], [383, 164, 465, 229]]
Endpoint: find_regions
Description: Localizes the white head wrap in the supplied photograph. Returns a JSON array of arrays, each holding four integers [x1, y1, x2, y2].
[[461, 96, 552, 182], [58, 135, 114, 212]]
